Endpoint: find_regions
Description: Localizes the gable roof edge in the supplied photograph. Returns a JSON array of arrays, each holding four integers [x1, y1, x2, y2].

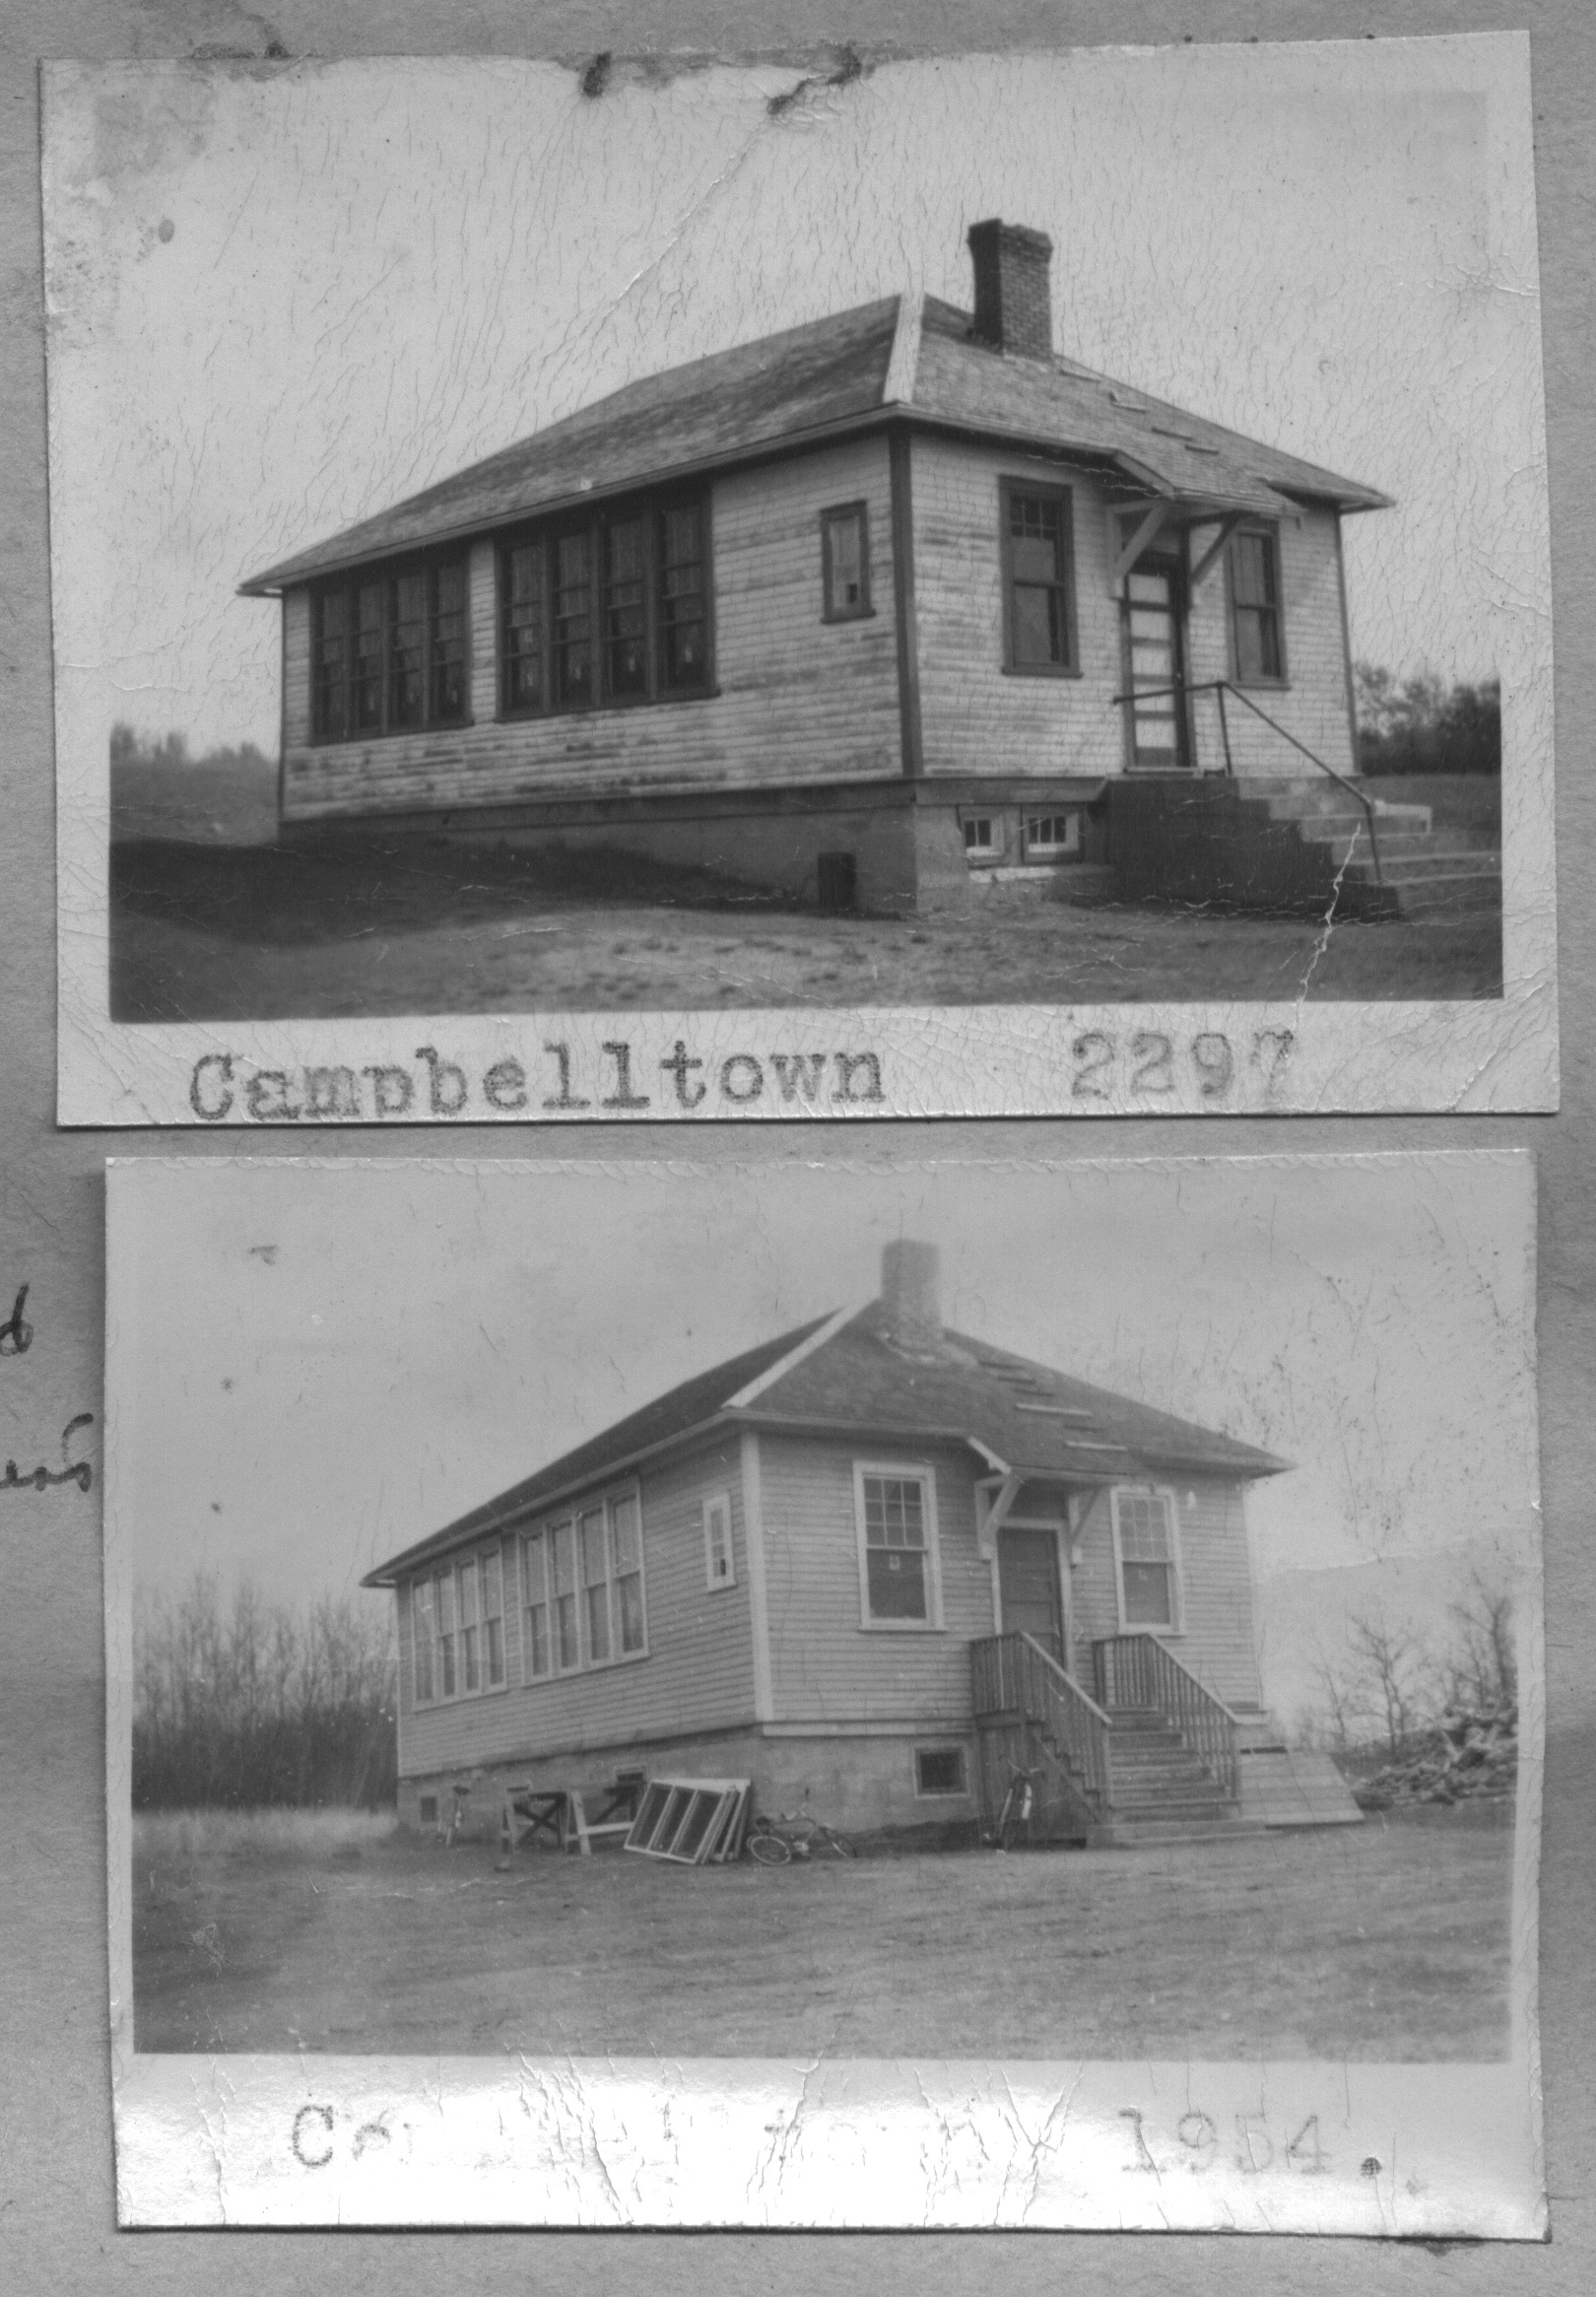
[[723, 1304, 853, 1409]]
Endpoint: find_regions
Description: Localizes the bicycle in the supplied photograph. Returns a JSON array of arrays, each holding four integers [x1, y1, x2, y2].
[[746, 1809, 856, 1865], [991, 1762, 1044, 1853]]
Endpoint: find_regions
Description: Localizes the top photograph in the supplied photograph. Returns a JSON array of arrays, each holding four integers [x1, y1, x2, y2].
[[45, 34, 1556, 1122]]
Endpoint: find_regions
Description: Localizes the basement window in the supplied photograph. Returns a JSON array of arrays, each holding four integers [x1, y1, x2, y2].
[[915, 1747, 968, 1797], [1023, 812, 1081, 860], [499, 488, 711, 718], [962, 813, 1001, 859]]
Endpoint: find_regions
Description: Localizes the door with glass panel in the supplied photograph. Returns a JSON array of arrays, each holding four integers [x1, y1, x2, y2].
[[1121, 554, 1190, 770]]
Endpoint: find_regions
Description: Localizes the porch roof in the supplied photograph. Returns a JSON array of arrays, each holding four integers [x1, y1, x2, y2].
[[241, 290, 1389, 595]]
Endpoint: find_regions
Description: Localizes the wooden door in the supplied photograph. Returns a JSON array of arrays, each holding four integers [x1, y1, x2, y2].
[[1122, 557, 1190, 770], [998, 1524, 1067, 1668]]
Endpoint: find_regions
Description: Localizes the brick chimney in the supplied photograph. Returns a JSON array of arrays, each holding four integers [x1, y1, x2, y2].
[[881, 1240, 942, 1354], [967, 218, 1054, 362]]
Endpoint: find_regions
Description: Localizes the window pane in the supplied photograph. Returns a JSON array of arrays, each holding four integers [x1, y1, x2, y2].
[[1232, 533, 1273, 608], [462, 1622, 480, 1692], [486, 1615, 504, 1686], [1121, 1560, 1173, 1626], [553, 530, 593, 706], [611, 1493, 640, 1575], [312, 590, 348, 738], [1009, 495, 1060, 579], [1119, 1493, 1172, 1561], [617, 1572, 645, 1653], [581, 1508, 611, 1661], [1012, 584, 1063, 665], [503, 542, 543, 710], [458, 1559, 478, 1626], [866, 1545, 927, 1620], [431, 559, 467, 721], [482, 1548, 502, 1620], [864, 1477, 925, 1551], [389, 572, 427, 726], [658, 503, 707, 690], [354, 582, 384, 730], [706, 1501, 731, 1582], [413, 1583, 434, 1703], [604, 517, 648, 698], [523, 1534, 550, 1679], [552, 1521, 579, 1669], [825, 507, 865, 612]]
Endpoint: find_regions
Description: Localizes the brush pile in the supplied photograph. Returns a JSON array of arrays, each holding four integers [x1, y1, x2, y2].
[[1352, 1707, 1517, 1810]]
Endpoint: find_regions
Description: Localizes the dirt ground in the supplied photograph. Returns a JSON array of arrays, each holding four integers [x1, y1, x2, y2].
[[109, 840, 1502, 1019], [132, 1803, 1515, 2061]]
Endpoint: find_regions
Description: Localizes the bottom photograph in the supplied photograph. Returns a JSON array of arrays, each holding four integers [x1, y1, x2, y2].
[[103, 1150, 1543, 2233]]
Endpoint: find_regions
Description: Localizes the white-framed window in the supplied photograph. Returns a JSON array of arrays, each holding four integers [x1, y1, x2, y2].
[[962, 813, 998, 856], [412, 1540, 510, 1705], [1110, 1485, 1183, 1632], [1023, 811, 1080, 860], [520, 1484, 648, 1680], [703, 1492, 735, 1589], [853, 1461, 943, 1630]]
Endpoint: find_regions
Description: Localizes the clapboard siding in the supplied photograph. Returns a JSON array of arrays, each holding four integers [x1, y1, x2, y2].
[[911, 434, 1124, 779], [397, 1438, 755, 1776], [1183, 507, 1356, 778], [1066, 1478, 1262, 1710], [759, 1433, 995, 1726], [279, 438, 900, 821]]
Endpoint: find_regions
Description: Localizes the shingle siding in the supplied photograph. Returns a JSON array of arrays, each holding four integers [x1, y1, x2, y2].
[[278, 438, 900, 822], [396, 1437, 756, 1777]]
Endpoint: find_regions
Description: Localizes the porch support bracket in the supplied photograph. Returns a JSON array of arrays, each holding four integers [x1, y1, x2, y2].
[[1188, 511, 1243, 591], [974, 1469, 1025, 1561], [1110, 501, 1172, 589]]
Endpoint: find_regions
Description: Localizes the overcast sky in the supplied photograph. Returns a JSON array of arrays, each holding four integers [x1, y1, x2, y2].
[[46, 36, 1544, 759], [107, 1153, 1538, 1728]]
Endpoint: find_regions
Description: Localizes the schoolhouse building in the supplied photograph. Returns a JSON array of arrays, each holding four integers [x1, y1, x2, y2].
[[363, 1242, 1361, 1847], [241, 218, 1423, 917]]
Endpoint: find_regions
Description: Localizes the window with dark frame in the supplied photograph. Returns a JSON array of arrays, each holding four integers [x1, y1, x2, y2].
[[499, 490, 710, 718], [915, 1747, 967, 1797], [310, 554, 471, 741], [1002, 481, 1077, 673], [821, 501, 872, 621], [1229, 526, 1286, 684]]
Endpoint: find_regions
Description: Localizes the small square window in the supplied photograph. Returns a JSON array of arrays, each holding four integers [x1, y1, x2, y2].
[[821, 503, 872, 621], [963, 816, 997, 855], [418, 1793, 438, 1829], [915, 1748, 967, 1797]]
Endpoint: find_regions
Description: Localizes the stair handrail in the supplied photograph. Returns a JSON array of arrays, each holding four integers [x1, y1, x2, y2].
[[1091, 1631, 1240, 1802], [970, 1631, 1115, 1813], [1107, 677, 1383, 886]]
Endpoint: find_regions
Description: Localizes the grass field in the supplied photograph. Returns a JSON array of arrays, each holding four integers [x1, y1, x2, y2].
[[108, 839, 1502, 1017], [132, 1803, 1515, 2061]]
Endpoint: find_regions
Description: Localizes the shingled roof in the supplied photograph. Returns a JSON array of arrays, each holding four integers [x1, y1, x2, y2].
[[363, 1277, 1288, 1588], [242, 288, 1389, 596]]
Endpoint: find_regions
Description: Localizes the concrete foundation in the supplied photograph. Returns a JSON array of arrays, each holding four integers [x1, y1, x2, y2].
[[399, 1723, 981, 1845], [283, 777, 1109, 917]]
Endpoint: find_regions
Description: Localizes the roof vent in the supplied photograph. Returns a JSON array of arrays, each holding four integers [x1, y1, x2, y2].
[[881, 1240, 942, 1355], [966, 218, 1055, 362]]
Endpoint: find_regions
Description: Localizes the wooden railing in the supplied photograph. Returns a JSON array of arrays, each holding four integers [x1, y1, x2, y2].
[[970, 1632, 1115, 1813], [1108, 677, 1384, 885], [1091, 1632, 1240, 1801]]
